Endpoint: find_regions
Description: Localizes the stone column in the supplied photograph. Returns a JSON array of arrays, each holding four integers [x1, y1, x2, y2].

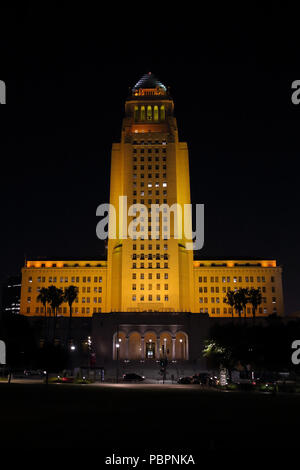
[[156, 337, 160, 359], [172, 337, 176, 361], [141, 336, 145, 360], [125, 336, 129, 360]]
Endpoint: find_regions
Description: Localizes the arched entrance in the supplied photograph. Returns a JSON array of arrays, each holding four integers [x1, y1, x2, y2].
[[159, 332, 172, 360], [128, 332, 141, 360], [113, 331, 126, 360], [175, 331, 188, 360], [144, 331, 156, 360]]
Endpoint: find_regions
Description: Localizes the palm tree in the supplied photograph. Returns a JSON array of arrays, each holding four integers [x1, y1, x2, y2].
[[37, 287, 50, 341], [224, 290, 236, 319], [47, 285, 65, 344], [233, 289, 245, 319], [240, 287, 250, 320], [64, 285, 79, 347], [248, 287, 262, 323]]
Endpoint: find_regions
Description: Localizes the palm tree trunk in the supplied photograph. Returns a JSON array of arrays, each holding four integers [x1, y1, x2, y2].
[[52, 308, 57, 344], [66, 304, 73, 348], [44, 302, 48, 342]]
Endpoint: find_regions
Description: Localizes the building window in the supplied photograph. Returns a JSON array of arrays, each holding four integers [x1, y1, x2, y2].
[[140, 106, 145, 120], [134, 106, 139, 121], [147, 105, 152, 120], [160, 105, 165, 120]]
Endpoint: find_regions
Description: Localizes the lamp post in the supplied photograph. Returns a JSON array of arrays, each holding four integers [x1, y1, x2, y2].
[[180, 338, 183, 360], [116, 342, 120, 383]]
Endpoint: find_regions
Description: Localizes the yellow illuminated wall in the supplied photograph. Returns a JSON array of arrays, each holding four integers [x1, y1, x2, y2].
[[20, 260, 107, 316], [193, 260, 283, 317], [106, 83, 194, 313], [20, 77, 284, 318]]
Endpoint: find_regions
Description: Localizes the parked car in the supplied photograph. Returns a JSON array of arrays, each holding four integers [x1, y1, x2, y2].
[[122, 373, 145, 382], [177, 376, 193, 384]]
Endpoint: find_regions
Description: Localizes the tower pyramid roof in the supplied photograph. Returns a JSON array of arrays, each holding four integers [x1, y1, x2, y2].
[[132, 72, 167, 91]]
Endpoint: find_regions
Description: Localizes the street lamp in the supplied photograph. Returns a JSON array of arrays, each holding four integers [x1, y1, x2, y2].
[[116, 342, 120, 383], [179, 338, 183, 360], [163, 338, 167, 358]]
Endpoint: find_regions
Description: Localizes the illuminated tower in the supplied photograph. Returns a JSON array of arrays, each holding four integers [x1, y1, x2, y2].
[[107, 73, 194, 312]]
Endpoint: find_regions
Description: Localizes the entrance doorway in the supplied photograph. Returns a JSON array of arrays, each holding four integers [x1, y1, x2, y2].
[[146, 341, 155, 359]]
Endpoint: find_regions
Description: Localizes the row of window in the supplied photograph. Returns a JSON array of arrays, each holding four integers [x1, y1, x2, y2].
[[27, 307, 102, 314], [199, 286, 275, 293], [28, 286, 102, 293], [133, 165, 167, 171], [28, 276, 103, 283], [132, 273, 168, 280], [132, 294, 169, 301], [133, 173, 167, 179], [199, 296, 276, 304], [29, 296, 102, 304], [132, 182, 168, 188], [131, 235, 170, 240], [132, 199, 168, 205], [133, 105, 166, 122], [133, 190, 167, 196], [132, 284, 168, 290], [132, 263, 169, 269], [133, 243, 168, 250], [198, 276, 275, 283], [132, 254, 168, 260], [132, 139, 167, 145], [200, 307, 275, 314], [133, 149, 167, 155]]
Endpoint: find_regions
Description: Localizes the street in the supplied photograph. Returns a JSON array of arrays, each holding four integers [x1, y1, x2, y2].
[[0, 381, 299, 450]]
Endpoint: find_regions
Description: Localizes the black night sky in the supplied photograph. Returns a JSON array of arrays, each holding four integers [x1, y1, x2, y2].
[[1, 4, 300, 314]]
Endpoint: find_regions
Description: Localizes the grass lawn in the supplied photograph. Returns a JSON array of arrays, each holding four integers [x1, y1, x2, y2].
[[0, 383, 299, 451]]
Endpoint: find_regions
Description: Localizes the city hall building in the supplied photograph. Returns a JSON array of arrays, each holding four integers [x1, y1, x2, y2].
[[20, 73, 284, 365]]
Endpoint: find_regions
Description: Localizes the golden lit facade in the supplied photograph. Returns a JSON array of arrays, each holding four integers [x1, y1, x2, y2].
[[20, 260, 108, 316], [20, 74, 284, 318]]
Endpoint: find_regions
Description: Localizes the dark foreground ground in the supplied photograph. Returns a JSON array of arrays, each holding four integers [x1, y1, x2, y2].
[[0, 382, 299, 452]]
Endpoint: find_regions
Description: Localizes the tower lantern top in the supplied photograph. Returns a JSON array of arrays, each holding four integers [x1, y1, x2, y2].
[[131, 72, 168, 97]]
